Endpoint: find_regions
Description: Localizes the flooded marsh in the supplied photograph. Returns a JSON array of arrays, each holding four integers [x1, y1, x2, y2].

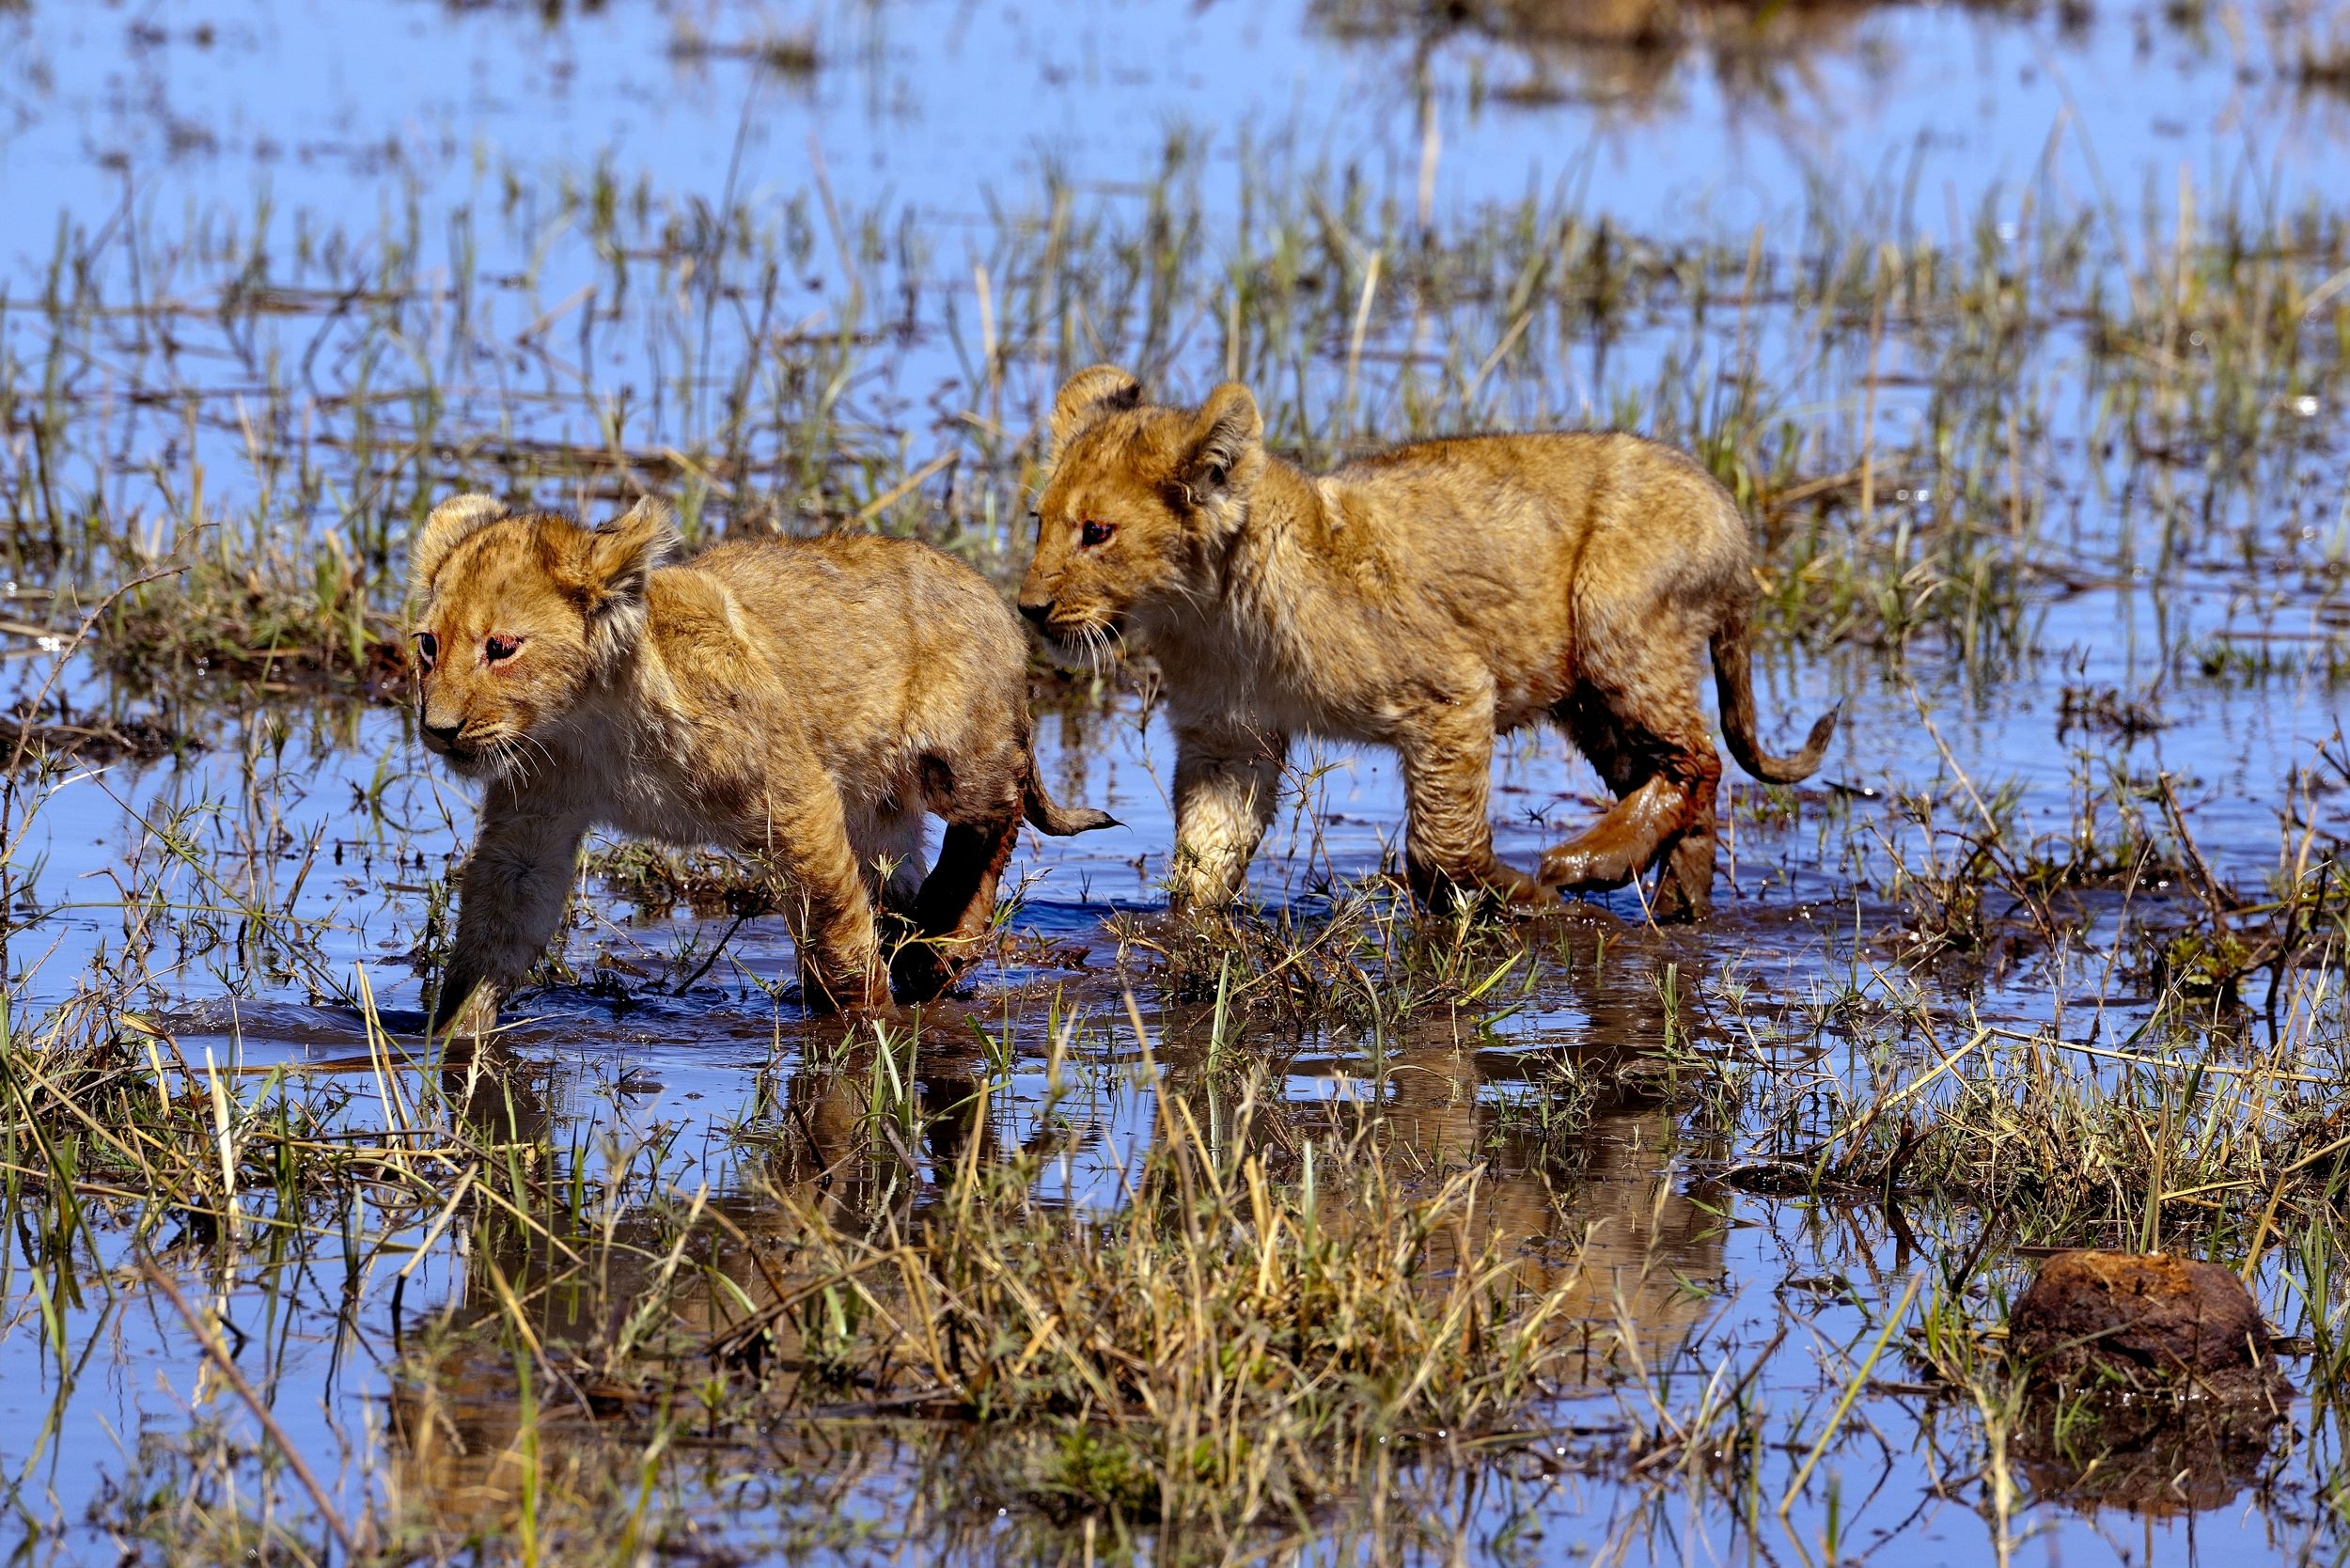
[[6, 0, 2350, 1562]]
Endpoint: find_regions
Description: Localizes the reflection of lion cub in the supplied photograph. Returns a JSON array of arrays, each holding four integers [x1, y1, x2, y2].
[[1016, 368, 1834, 918], [407, 494, 1113, 1029]]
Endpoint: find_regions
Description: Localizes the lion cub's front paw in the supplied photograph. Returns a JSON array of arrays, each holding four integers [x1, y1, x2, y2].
[[798, 963, 895, 1016], [889, 939, 971, 1006], [431, 987, 500, 1040]]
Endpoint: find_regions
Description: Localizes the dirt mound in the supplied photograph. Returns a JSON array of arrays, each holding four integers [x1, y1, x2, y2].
[[2010, 1250, 2280, 1394]]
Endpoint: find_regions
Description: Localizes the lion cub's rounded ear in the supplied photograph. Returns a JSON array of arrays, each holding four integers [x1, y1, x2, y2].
[[1049, 365, 1143, 459], [1179, 383, 1264, 508], [582, 496, 681, 610], [409, 494, 509, 604]]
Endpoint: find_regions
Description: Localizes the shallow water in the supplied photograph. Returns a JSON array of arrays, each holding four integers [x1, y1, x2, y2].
[[9, 0, 2349, 251], [6, 0, 2350, 1563], [1, 646, 2342, 1560]]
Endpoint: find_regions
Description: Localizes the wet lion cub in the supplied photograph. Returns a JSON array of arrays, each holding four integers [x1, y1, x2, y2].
[[408, 494, 1112, 1030], [1017, 368, 1834, 919]]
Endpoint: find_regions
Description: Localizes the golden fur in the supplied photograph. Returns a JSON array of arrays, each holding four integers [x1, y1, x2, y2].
[[407, 494, 1112, 1029], [1017, 368, 1834, 918]]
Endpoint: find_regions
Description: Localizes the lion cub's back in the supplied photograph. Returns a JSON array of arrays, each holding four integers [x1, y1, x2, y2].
[[1340, 431, 1740, 542], [1336, 430, 1755, 628], [692, 531, 1029, 713]]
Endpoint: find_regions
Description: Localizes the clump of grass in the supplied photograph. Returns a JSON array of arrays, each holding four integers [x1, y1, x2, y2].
[[99, 553, 400, 693], [1826, 1013, 2347, 1245], [584, 839, 783, 918], [1109, 861, 1566, 1038], [1741, 830, 2350, 1254], [666, 16, 820, 75], [0, 698, 190, 768], [2295, 28, 2350, 92]]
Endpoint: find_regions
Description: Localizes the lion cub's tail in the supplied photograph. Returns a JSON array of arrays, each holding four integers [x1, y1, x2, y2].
[[1022, 758, 1120, 838], [1710, 618, 1839, 785]]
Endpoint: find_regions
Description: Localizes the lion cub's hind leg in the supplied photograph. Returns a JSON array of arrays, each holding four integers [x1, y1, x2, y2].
[[862, 797, 931, 918], [892, 817, 1021, 1002], [889, 752, 1025, 1003], [1649, 781, 1719, 921], [1539, 690, 1722, 921], [860, 795, 933, 989]]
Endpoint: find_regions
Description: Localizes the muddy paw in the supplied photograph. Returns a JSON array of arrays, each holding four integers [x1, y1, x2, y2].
[[888, 941, 963, 1005], [1498, 871, 1559, 912], [429, 979, 501, 1038], [1537, 846, 1637, 893], [802, 963, 897, 1015], [1644, 875, 1711, 923]]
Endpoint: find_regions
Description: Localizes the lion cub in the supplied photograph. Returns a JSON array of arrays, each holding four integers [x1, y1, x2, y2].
[[407, 494, 1113, 1030], [1017, 368, 1835, 919]]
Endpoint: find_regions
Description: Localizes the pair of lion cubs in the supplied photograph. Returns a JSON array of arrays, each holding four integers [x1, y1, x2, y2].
[[409, 368, 1833, 1032]]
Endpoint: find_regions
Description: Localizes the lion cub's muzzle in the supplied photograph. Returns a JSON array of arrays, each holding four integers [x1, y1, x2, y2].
[[1021, 598, 1124, 656], [417, 706, 497, 772]]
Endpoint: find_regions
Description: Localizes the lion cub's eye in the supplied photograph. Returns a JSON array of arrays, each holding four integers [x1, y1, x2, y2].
[[1079, 519, 1115, 548], [484, 634, 523, 664], [412, 632, 438, 670]]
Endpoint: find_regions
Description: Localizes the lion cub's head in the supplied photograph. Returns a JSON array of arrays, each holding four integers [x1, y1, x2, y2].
[[1017, 367, 1266, 664], [404, 494, 678, 778]]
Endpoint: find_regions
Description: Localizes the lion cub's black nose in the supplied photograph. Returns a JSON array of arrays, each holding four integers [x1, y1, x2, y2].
[[1018, 599, 1055, 628], [421, 718, 462, 747]]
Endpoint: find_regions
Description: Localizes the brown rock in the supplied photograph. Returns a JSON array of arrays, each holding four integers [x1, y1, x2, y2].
[[2007, 1251, 2293, 1511], [2009, 1250, 2279, 1393]]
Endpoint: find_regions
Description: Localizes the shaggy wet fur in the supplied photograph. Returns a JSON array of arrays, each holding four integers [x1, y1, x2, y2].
[[1016, 367, 1834, 918], [407, 494, 1113, 1028]]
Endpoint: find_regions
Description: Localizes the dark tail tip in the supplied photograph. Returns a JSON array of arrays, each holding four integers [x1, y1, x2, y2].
[[1024, 787, 1121, 836], [1736, 701, 1841, 785], [1783, 703, 1841, 779], [1022, 748, 1121, 837]]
